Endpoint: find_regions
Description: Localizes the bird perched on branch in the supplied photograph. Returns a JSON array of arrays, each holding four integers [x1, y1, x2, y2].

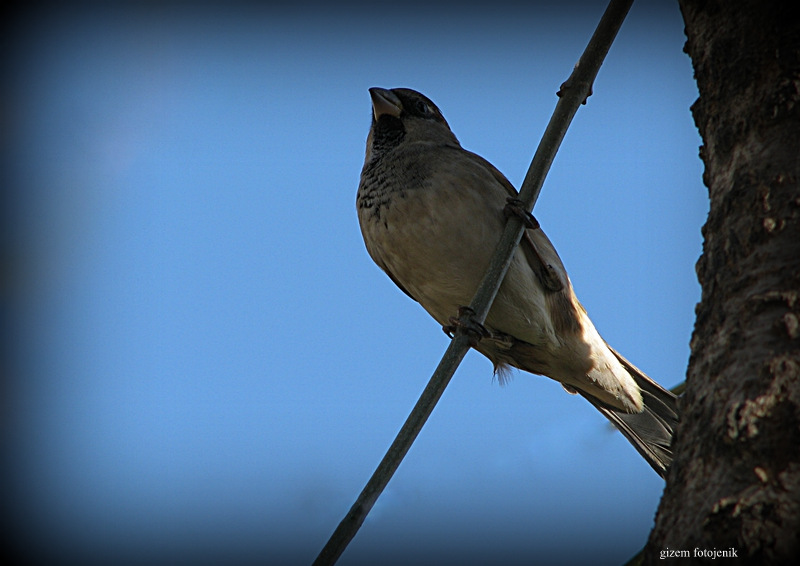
[[356, 87, 679, 477]]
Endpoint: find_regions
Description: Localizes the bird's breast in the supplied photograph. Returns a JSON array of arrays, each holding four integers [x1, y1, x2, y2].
[[358, 166, 504, 326]]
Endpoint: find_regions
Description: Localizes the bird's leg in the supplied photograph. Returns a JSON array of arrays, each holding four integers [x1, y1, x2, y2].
[[503, 197, 539, 229], [525, 236, 565, 293], [503, 197, 564, 292], [442, 306, 490, 346], [538, 265, 564, 292]]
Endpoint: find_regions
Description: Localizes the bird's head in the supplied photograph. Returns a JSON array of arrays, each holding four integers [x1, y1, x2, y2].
[[365, 87, 459, 163]]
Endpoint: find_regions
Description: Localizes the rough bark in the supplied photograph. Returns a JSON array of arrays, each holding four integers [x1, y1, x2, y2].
[[644, 1, 800, 563]]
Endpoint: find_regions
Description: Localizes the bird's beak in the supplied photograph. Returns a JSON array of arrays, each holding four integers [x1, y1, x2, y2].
[[369, 87, 402, 120]]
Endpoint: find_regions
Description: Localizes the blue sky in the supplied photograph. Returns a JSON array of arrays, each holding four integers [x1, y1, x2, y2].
[[4, 2, 707, 564]]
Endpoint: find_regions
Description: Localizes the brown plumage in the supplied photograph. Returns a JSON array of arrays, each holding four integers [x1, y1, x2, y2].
[[357, 87, 678, 477]]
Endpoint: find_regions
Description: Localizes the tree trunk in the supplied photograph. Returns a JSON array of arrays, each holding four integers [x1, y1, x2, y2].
[[645, 0, 800, 563]]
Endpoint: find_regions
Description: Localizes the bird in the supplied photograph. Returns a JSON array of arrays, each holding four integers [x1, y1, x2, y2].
[[356, 87, 679, 478]]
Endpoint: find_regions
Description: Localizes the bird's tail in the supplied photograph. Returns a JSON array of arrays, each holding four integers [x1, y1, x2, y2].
[[579, 345, 679, 478]]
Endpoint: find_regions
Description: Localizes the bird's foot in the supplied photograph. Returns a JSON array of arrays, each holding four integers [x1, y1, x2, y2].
[[503, 197, 539, 229], [442, 306, 490, 346]]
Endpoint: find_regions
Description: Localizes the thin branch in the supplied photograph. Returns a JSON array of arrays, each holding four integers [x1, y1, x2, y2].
[[313, 1, 634, 564]]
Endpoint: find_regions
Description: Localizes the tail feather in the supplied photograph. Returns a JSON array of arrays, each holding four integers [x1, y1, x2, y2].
[[487, 333, 679, 476], [580, 345, 679, 478]]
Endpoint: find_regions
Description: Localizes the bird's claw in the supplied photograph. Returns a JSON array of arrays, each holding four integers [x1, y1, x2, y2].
[[503, 197, 539, 229], [442, 306, 490, 346]]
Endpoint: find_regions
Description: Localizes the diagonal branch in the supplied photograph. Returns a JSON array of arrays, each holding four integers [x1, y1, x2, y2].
[[313, 1, 634, 564]]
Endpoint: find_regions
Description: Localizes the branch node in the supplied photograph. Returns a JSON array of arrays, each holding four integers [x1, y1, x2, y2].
[[557, 77, 594, 104]]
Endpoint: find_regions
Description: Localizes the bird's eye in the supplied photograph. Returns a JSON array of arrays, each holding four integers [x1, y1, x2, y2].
[[415, 100, 432, 116]]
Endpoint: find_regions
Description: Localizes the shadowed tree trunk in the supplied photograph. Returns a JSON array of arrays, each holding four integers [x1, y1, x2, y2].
[[645, 0, 800, 563]]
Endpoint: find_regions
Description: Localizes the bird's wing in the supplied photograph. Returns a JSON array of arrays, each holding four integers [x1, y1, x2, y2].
[[460, 147, 569, 293]]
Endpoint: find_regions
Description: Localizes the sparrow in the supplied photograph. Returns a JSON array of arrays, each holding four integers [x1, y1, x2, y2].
[[356, 87, 678, 477]]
